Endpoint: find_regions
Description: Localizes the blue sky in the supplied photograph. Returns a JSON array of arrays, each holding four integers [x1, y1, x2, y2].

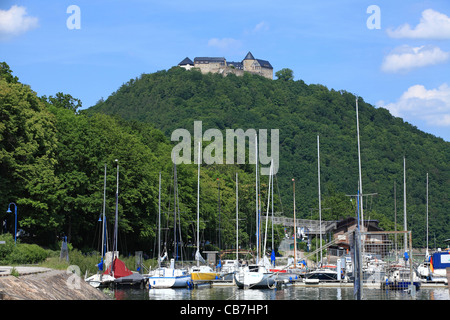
[[2, 0, 450, 141]]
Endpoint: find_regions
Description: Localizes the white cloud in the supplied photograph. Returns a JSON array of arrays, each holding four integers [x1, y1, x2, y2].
[[0, 5, 38, 39], [253, 21, 269, 33], [381, 45, 450, 73], [207, 37, 241, 50], [379, 83, 450, 127], [387, 9, 450, 39]]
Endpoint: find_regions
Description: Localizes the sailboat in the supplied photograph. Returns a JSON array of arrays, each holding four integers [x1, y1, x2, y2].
[[234, 134, 275, 289], [190, 142, 220, 283], [417, 174, 449, 283], [148, 171, 192, 289], [85, 163, 118, 288]]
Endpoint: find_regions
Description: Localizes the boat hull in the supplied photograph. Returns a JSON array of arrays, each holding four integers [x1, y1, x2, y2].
[[85, 274, 115, 288], [234, 271, 275, 289], [382, 281, 421, 291], [148, 275, 192, 289], [191, 272, 219, 282]]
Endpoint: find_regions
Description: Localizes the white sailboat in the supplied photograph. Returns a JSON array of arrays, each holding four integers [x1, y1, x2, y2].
[[190, 142, 220, 282], [148, 171, 192, 289], [234, 134, 275, 289], [417, 174, 449, 283], [85, 163, 116, 288]]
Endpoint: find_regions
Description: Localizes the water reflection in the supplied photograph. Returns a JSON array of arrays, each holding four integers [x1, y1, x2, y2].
[[110, 286, 449, 301]]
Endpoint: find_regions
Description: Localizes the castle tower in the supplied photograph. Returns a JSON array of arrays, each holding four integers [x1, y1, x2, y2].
[[242, 51, 273, 79], [242, 51, 256, 71]]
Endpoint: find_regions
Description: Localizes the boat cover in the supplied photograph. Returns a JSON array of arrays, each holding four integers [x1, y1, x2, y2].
[[104, 257, 133, 278], [431, 251, 450, 271]]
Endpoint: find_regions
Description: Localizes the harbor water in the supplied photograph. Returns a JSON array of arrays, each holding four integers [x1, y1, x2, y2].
[[107, 285, 449, 301]]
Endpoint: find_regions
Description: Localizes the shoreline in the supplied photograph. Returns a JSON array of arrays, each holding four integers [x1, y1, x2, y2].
[[0, 266, 110, 300]]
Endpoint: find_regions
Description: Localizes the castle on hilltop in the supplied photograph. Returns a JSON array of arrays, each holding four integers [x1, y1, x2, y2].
[[178, 52, 273, 79]]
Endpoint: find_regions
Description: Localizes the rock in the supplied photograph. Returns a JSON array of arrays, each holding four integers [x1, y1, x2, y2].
[[0, 269, 110, 300]]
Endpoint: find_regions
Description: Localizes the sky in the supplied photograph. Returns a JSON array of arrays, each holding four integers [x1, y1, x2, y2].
[[1, 0, 450, 142]]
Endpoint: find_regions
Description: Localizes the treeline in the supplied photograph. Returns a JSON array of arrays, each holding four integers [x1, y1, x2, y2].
[[1, 63, 281, 257], [89, 66, 450, 248]]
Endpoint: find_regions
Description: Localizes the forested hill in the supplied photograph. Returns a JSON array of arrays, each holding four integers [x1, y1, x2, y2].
[[87, 66, 449, 247]]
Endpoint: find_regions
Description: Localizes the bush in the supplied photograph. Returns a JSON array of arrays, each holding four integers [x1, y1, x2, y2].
[[0, 234, 15, 264], [7, 243, 49, 264]]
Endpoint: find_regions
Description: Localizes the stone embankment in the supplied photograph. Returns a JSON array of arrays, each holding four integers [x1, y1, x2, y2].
[[0, 266, 110, 300]]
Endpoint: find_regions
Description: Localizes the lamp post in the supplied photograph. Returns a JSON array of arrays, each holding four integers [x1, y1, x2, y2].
[[6, 203, 17, 245]]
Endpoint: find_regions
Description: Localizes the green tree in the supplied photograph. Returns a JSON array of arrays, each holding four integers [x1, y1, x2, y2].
[[0, 73, 60, 244], [275, 68, 294, 81]]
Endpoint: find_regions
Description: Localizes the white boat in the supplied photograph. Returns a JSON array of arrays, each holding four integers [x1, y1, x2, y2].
[[303, 265, 345, 283], [85, 273, 115, 288], [148, 260, 192, 289], [234, 264, 275, 289], [418, 250, 450, 283], [383, 266, 421, 291]]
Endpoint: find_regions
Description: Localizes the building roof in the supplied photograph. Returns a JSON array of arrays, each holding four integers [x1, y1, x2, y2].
[[243, 51, 255, 60], [194, 57, 226, 63], [178, 57, 194, 66], [227, 61, 243, 69], [255, 59, 273, 69]]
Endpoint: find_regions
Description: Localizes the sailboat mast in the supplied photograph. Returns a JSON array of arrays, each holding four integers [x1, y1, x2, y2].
[[292, 178, 297, 266], [158, 171, 161, 268], [255, 133, 259, 264], [102, 164, 107, 259], [114, 159, 119, 256], [271, 162, 274, 252], [197, 141, 201, 267], [236, 172, 239, 261], [356, 98, 364, 231], [404, 157, 407, 252], [174, 159, 177, 261], [317, 135, 322, 265], [426, 172, 429, 256]]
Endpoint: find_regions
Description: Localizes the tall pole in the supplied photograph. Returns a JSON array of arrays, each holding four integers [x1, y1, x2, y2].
[[197, 141, 201, 267], [102, 164, 107, 259], [355, 98, 364, 232], [317, 135, 322, 264], [426, 173, 429, 257], [158, 172, 161, 268], [271, 160, 274, 253], [292, 178, 297, 267], [236, 172, 239, 261], [394, 181, 397, 257], [404, 157, 407, 252], [174, 159, 177, 261], [218, 178, 221, 251], [114, 159, 119, 256], [6, 203, 17, 245], [255, 133, 259, 264]]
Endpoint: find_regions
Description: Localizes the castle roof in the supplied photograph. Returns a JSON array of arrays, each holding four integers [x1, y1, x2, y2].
[[194, 57, 226, 63], [243, 51, 255, 60], [178, 57, 194, 66], [255, 59, 273, 69], [242, 52, 272, 69], [227, 61, 243, 70]]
